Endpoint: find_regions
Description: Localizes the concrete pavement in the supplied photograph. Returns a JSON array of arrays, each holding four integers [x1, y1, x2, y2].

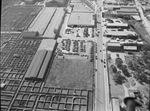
[[95, 0, 112, 111]]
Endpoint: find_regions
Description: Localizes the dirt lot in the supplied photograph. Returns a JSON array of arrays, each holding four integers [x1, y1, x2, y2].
[[45, 59, 94, 90]]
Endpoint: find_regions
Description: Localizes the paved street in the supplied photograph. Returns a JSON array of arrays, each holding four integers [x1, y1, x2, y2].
[[95, 0, 112, 111]]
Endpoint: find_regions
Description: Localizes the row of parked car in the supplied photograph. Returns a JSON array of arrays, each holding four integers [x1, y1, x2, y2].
[[72, 40, 79, 52], [80, 40, 86, 52], [61, 39, 71, 51], [65, 28, 95, 38], [61, 39, 88, 54]]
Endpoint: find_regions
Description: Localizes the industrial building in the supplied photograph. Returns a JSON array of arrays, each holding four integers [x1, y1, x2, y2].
[[123, 45, 138, 51], [116, 8, 139, 16], [105, 18, 129, 28], [28, 8, 56, 35], [45, 0, 69, 7], [107, 42, 122, 51], [104, 29, 138, 39], [106, 23, 129, 28], [68, 12, 95, 27], [107, 40, 143, 51], [21, 31, 39, 38], [25, 39, 57, 81], [71, 0, 81, 3], [43, 8, 65, 39]]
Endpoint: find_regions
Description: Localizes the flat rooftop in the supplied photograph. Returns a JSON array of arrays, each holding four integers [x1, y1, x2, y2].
[[68, 12, 95, 26], [71, 0, 81, 3], [38, 39, 56, 51], [106, 23, 128, 27], [107, 42, 121, 46], [105, 30, 137, 36], [28, 7, 56, 35]]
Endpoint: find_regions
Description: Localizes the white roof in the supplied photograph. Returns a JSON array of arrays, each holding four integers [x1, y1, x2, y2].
[[105, 30, 137, 36], [38, 39, 56, 51], [107, 42, 121, 46], [132, 15, 141, 21], [71, 0, 81, 3], [123, 46, 137, 50], [68, 12, 94, 26], [43, 8, 65, 38], [28, 8, 56, 34], [106, 23, 128, 27]]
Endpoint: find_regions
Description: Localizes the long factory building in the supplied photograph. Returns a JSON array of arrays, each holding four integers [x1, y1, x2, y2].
[[28, 7, 56, 35], [28, 7, 65, 39], [25, 39, 57, 81], [43, 8, 65, 38]]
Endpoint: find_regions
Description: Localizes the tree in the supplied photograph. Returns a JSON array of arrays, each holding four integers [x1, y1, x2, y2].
[[120, 65, 131, 77], [70, 4, 74, 8], [107, 53, 111, 59], [142, 44, 150, 54], [115, 57, 123, 69], [70, 4, 74, 11], [111, 65, 117, 73], [113, 72, 127, 85], [127, 61, 135, 70], [137, 74, 150, 84], [63, 7, 68, 13], [54, 28, 58, 35]]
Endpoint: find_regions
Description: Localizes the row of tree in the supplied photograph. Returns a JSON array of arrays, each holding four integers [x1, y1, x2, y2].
[[115, 57, 131, 77]]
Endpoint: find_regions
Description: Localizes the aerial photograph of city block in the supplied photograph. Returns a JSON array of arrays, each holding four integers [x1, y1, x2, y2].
[[0, 0, 150, 111]]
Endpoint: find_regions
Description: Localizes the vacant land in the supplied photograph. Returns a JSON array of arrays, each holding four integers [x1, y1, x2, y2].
[[45, 59, 94, 90]]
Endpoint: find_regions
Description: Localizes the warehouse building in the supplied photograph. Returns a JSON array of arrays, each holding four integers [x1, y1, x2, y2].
[[112, 98, 120, 111], [106, 23, 129, 28], [43, 8, 65, 39], [105, 18, 129, 28], [28, 8, 56, 35], [68, 12, 95, 27], [107, 42, 122, 51], [104, 29, 138, 39], [123, 46, 138, 51], [116, 9, 139, 16], [25, 39, 57, 81], [107, 40, 143, 51], [71, 0, 81, 3], [45, 0, 69, 7], [21, 31, 39, 38]]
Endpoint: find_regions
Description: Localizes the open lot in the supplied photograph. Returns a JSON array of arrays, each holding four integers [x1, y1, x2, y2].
[[45, 59, 94, 90], [1, 6, 42, 31]]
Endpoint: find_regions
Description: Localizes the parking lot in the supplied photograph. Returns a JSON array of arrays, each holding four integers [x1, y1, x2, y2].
[[58, 39, 93, 58]]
